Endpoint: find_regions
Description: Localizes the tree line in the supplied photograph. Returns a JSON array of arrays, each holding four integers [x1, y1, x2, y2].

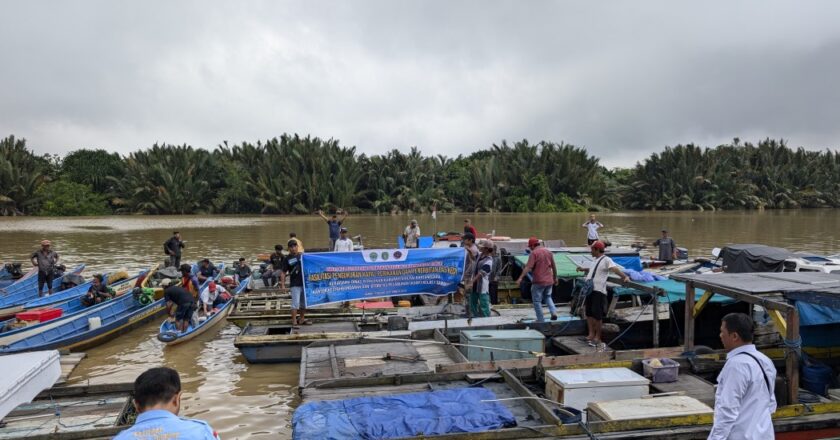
[[1, 134, 838, 216]]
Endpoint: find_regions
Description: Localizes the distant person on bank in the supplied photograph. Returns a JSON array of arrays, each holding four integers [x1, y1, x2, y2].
[[403, 219, 421, 248], [577, 240, 628, 350], [515, 237, 559, 323], [653, 229, 677, 264], [582, 214, 604, 245], [164, 231, 185, 268], [333, 227, 354, 252], [317, 209, 347, 251], [31, 239, 60, 297], [463, 218, 478, 237], [114, 367, 218, 440], [708, 313, 777, 440]]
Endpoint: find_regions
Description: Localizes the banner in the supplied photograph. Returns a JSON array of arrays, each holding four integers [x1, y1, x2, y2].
[[302, 248, 465, 307]]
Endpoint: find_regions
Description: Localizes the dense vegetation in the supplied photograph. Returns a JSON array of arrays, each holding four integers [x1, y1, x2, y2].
[[1, 134, 838, 216]]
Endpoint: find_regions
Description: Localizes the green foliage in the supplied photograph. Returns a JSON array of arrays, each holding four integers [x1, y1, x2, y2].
[[0, 135, 50, 215], [60, 149, 124, 193], [35, 180, 109, 216]]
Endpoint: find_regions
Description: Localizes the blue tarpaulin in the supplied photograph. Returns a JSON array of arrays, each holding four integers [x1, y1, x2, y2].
[[292, 387, 516, 440], [613, 279, 737, 304], [796, 301, 840, 347]]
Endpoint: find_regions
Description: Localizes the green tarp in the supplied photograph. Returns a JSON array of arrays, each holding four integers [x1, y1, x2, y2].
[[514, 253, 582, 279]]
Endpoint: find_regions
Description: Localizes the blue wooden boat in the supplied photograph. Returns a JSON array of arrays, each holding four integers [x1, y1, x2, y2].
[[0, 288, 166, 354], [20, 271, 144, 312], [157, 275, 249, 346], [0, 265, 85, 319]]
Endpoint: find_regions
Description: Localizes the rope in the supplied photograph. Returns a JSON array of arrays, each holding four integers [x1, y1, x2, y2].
[[784, 336, 802, 358], [605, 293, 655, 347]]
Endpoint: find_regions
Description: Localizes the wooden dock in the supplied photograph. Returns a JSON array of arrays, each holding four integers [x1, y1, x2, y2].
[[551, 335, 614, 355], [55, 352, 86, 385]]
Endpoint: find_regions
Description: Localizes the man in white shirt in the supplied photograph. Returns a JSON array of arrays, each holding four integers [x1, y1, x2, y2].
[[403, 220, 421, 248], [198, 281, 228, 315], [576, 241, 627, 350], [333, 227, 355, 252], [582, 214, 603, 246], [708, 313, 777, 440]]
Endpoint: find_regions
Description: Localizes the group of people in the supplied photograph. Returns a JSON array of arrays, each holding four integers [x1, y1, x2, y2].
[[583, 214, 678, 263]]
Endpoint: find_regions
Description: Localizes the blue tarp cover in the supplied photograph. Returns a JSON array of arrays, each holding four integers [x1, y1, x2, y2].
[[613, 279, 737, 304], [292, 387, 516, 440], [797, 301, 840, 326]]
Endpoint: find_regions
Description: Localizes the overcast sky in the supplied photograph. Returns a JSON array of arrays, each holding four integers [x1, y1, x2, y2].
[[2, 1, 839, 167]]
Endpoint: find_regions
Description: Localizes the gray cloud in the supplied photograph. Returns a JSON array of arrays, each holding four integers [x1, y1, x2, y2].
[[1, 1, 839, 167]]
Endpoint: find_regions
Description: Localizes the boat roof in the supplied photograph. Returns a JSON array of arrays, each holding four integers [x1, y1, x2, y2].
[[672, 272, 840, 309]]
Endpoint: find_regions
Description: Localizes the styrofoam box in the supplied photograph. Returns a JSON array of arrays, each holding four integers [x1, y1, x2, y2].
[[545, 367, 650, 411]]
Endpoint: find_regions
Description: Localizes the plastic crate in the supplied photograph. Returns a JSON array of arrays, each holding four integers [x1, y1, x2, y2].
[[642, 358, 679, 383], [16, 308, 63, 323]]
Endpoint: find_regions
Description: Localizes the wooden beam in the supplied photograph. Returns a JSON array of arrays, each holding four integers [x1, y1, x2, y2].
[[328, 344, 340, 379], [786, 307, 800, 405], [767, 309, 788, 337], [692, 290, 715, 318], [652, 291, 659, 348], [499, 368, 561, 426], [684, 282, 695, 352], [674, 278, 794, 312]]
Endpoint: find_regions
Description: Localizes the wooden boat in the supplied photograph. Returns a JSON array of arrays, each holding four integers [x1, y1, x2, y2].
[[235, 308, 585, 363], [0, 382, 135, 439], [18, 271, 143, 312], [0, 265, 85, 319], [157, 274, 249, 346], [0, 288, 167, 354]]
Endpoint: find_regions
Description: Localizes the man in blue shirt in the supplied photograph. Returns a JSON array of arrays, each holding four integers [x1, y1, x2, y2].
[[317, 209, 347, 251], [114, 367, 218, 439]]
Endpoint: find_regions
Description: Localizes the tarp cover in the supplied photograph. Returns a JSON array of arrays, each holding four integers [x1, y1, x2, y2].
[[292, 387, 516, 440], [613, 279, 736, 304], [720, 244, 792, 273]]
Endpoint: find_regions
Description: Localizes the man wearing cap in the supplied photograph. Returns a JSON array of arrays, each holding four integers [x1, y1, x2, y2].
[[334, 227, 355, 252], [199, 281, 229, 315], [470, 240, 495, 317], [653, 229, 677, 264], [403, 220, 421, 249], [577, 240, 629, 350], [31, 240, 60, 297], [280, 239, 307, 326], [288, 232, 305, 253], [515, 238, 559, 322], [162, 279, 195, 332]]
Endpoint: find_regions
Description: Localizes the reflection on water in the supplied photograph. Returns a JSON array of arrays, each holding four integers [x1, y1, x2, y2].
[[1, 211, 840, 438]]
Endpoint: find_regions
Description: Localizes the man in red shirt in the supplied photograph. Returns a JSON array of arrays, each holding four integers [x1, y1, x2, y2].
[[463, 219, 478, 238], [515, 237, 558, 322]]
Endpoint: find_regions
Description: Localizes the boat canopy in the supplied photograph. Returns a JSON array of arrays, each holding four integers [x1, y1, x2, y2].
[[719, 244, 793, 273]]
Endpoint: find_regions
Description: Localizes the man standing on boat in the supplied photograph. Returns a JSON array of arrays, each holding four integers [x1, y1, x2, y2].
[[463, 218, 478, 237], [582, 214, 603, 245], [708, 313, 776, 440], [515, 237, 559, 323], [577, 240, 628, 350], [114, 367, 218, 440], [652, 229, 677, 264], [164, 231, 185, 268], [333, 227, 354, 252], [162, 278, 196, 333], [280, 239, 307, 327], [470, 240, 495, 317], [317, 209, 347, 251], [403, 219, 421, 248], [31, 239, 59, 297]]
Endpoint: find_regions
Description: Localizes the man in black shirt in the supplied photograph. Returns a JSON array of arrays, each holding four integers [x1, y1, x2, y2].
[[164, 232, 185, 268], [234, 258, 251, 285], [280, 239, 306, 327], [162, 279, 195, 332], [262, 245, 285, 288], [196, 259, 218, 284], [82, 274, 115, 307]]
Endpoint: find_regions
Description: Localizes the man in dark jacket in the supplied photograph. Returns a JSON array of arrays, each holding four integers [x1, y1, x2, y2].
[[162, 279, 195, 332], [165, 232, 185, 268]]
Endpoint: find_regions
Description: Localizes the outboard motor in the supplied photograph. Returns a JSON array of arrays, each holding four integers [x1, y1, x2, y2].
[[4, 263, 23, 279], [60, 273, 86, 290]]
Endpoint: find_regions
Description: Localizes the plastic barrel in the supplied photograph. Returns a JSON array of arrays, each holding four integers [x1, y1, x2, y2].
[[801, 362, 833, 396]]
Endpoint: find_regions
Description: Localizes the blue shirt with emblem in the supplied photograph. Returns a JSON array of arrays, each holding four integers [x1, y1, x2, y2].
[[113, 409, 218, 440]]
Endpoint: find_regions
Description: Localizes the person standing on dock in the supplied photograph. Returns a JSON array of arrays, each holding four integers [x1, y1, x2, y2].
[[708, 313, 777, 440], [164, 231, 185, 268], [470, 240, 495, 317], [114, 367, 218, 440], [403, 219, 421, 248], [582, 214, 603, 245], [515, 237, 559, 323], [463, 218, 478, 237], [280, 239, 307, 327], [652, 229, 677, 264], [577, 240, 628, 350], [289, 232, 305, 252], [31, 239, 60, 297], [317, 209, 347, 251], [334, 227, 354, 251]]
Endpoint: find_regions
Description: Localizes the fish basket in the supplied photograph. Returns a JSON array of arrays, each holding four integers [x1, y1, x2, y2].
[[642, 358, 679, 383]]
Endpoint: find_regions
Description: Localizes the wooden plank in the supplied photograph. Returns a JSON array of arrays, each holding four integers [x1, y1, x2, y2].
[[652, 291, 659, 348], [787, 307, 800, 404], [553, 335, 613, 355], [684, 283, 695, 351], [692, 290, 715, 318], [650, 374, 717, 406], [328, 344, 339, 379], [499, 368, 560, 426], [55, 352, 87, 385], [768, 309, 788, 337]]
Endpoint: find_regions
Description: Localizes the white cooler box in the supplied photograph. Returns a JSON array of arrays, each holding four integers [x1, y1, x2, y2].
[[545, 367, 649, 411]]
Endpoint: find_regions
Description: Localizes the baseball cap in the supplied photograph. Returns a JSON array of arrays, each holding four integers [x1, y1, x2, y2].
[[40, 239, 51, 246], [591, 240, 606, 251], [527, 237, 540, 248], [209, 281, 217, 290], [479, 239, 495, 249], [340, 227, 348, 232]]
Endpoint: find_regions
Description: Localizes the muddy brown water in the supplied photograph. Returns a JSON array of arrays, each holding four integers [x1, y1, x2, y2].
[[1, 211, 839, 438]]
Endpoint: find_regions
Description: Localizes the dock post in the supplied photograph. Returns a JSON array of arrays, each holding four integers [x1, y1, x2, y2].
[[684, 283, 695, 352], [786, 307, 800, 404], [652, 289, 660, 348]]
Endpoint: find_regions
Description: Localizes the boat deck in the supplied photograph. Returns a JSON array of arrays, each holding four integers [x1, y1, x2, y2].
[[551, 335, 612, 355], [650, 374, 717, 407]]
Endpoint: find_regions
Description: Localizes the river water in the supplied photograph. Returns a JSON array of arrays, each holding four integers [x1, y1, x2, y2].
[[1, 211, 839, 438]]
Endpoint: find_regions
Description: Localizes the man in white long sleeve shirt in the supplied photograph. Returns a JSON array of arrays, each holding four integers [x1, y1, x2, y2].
[[708, 313, 777, 440], [333, 227, 355, 252]]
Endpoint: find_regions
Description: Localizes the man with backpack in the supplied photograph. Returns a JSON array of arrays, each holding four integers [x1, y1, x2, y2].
[[576, 240, 628, 350], [164, 232, 185, 268]]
